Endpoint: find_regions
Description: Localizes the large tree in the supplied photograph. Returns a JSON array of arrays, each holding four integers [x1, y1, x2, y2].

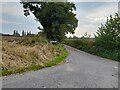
[[20, 1, 78, 42]]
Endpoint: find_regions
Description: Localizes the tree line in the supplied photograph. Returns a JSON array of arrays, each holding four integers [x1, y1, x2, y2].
[[13, 30, 33, 36]]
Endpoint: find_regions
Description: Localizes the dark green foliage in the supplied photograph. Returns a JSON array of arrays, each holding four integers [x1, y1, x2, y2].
[[22, 30, 26, 36], [20, 1, 78, 42], [13, 30, 20, 37], [73, 36, 79, 39], [27, 31, 32, 36], [64, 38, 95, 52], [64, 39, 120, 61], [95, 13, 120, 50], [95, 13, 120, 61]]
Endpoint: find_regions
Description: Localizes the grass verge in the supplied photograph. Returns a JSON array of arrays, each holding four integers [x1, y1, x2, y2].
[[1, 45, 68, 76]]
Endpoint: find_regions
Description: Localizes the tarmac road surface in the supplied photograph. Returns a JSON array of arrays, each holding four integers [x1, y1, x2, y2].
[[2, 45, 118, 88]]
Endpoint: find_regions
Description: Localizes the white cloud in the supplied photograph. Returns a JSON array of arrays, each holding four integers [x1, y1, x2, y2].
[[94, 17, 106, 21], [70, 0, 119, 2], [1, 2, 39, 24], [68, 2, 118, 38], [86, 3, 118, 19], [1, 2, 40, 34], [1, 0, 20, 2], [2, 19, 24, 24], [2, 2, 23, 16], [1, 2, 36, 20], [1, 0, 119, 2], [1, 2, 118, 36]]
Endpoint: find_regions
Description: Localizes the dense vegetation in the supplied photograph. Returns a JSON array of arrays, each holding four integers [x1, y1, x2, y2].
[[64, 13, 120, 62], [95, 13, 120, 51], [1, 35, 68, 76], [21, 1, 78, 42]]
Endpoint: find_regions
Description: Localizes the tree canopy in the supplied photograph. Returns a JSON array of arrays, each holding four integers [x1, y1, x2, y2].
[[21, 1, 78, 42], [13, 30, 20, 36]]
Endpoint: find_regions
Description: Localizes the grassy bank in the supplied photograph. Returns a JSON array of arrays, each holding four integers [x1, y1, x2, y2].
[[44, 45, 68, 67], [1, 36, 68, 76], [64, 39, 119, 62], [2, 45, 68, 76]]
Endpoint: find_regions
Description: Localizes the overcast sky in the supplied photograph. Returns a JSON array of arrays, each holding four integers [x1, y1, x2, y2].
[[1, 1, 118, 37]]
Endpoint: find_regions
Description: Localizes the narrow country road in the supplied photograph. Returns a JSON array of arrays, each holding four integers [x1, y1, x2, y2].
[[2, 45, 118, 88]]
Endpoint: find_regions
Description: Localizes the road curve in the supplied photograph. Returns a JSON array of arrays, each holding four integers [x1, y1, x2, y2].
[[2, 45, 118, 88]]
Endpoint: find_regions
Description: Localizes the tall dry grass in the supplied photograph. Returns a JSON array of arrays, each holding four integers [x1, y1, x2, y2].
[[1, 39, 61, 71]]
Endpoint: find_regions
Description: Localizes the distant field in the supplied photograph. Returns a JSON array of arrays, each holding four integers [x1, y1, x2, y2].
[[2, 36, 21, 42]]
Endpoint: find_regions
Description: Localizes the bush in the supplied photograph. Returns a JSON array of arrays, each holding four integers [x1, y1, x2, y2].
[[95, 13, 120, 50], [94, 13, 120, 61], [64, 38, 119, 62]]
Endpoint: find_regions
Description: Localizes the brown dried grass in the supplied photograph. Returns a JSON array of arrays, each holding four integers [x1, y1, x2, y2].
[[1, 40, 61, 70]]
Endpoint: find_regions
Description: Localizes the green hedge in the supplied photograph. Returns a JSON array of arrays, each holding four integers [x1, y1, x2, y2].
[[64, 39, 119, 62]]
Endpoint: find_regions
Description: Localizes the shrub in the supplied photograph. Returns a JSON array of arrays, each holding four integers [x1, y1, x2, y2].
[[64, 38, 119, 61], [95, 13, 120, 50]]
